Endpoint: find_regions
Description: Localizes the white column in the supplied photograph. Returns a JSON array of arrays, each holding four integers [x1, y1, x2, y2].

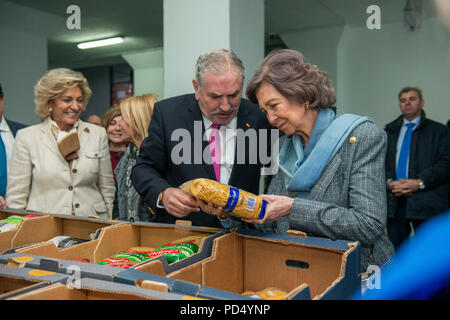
[[122, 48, 164, 100], [163, 0, 264, 99]]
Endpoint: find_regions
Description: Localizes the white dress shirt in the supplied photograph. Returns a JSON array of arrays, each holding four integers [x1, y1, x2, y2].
[[156, 116, 238, 208], [0, 116, 15, 171], [395, 115, 421, 178], [202, 115, 237, 185]]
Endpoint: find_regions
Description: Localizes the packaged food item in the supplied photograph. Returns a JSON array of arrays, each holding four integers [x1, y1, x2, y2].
[[0, 215, 27, 232], [165, 235, 208, 253], [108, 263, 134, 269], [49, 236, 88, 248], [24, 214, 41, 218], [125, 247, 154, 254], [0, 214, 40, 233], [181, 178, 267, 219], [97, 234, 211, 267], [242, 288, 288, 300], [147, 245, 195, 264], [97, 251, 150, 265]]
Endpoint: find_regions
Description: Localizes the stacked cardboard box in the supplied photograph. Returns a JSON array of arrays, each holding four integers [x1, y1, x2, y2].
[[0, 209, 361, 300]]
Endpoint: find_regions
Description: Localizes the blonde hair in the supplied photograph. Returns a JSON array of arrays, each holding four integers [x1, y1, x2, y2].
[[101, 104, 122, 129], [34, 68, 92, 120], [119, 94, 157, 147]]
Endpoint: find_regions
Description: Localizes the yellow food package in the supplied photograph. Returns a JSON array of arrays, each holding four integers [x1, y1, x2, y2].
[[181, 178, 267, 219], [242, 288, 288, 300]]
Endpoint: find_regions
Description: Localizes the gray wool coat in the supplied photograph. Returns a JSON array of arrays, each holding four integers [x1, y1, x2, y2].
[[259, 110, 395, 271]]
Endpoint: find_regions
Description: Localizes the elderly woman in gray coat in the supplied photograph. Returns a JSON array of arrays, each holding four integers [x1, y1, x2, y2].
[[241, 49, 394, 271]]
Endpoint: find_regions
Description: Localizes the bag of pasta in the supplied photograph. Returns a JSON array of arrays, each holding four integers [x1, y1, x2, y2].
[[181, 178, 267, 219]]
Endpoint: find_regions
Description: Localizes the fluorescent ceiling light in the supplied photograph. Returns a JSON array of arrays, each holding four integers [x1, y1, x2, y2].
[[77, 37, 124, 49]]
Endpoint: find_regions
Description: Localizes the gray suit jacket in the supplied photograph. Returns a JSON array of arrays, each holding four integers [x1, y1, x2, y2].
[[261, 110, 394, 270]]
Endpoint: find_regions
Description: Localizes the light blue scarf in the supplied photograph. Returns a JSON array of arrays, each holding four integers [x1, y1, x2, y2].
[[279, 108, 373, 199]]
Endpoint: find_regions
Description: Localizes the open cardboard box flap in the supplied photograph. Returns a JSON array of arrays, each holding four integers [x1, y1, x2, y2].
[[7, 278, 191, 300], [0, 209, 45, 253], [92, 222, 223, 266], [5, 215, 118, 254]]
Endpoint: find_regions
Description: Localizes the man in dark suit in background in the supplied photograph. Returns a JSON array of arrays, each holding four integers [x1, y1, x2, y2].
[[131, 49, 275, 228], [0, 83, 27, 202], [385, 86, 450, 249]]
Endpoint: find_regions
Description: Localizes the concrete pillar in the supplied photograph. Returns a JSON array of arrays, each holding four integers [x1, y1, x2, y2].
[[122, 48, 164, 100], [163, 0, 265, 99]]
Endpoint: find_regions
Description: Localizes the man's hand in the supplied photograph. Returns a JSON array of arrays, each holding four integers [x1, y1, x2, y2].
[[194, 199, 228, 219], [0, 196, 7, 209], [161, 188, 200, 218], [388, 179, 420, 197]]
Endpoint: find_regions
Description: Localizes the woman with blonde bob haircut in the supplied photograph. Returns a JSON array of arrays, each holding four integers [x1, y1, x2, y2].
[[115, 93, 157, 222], [2, 68, 115, 218], [244, 49, 394, 274]]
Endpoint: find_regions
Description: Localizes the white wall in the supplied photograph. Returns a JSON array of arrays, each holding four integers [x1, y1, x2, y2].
[[0, 0, 63, 125], [280, 25, 344, 90], [163, 0, 230, 98], [337, 17, 450, 127], [122, 48, 164, 100], [279, 17, 450, 128], [163, 0, 264, 99], [230, 0, 265, 96]]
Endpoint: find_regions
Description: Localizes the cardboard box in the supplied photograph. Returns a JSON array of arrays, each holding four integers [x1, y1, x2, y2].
[[0, 253, 125, 282], [0, 208, 44, 253], [6, 277, 194, 300], [0, 255, 68, 300], [0, 221, 226, 282], [89, 221, 225, 272], [115, 229, 361, 300], [1, 213, 119, 254]]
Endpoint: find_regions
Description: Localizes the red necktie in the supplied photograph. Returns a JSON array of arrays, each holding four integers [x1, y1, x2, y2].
[[209, 124, 221, 182]]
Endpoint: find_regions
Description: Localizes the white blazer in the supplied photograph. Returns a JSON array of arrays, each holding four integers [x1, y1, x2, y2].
[[6, 118, 115, 219]]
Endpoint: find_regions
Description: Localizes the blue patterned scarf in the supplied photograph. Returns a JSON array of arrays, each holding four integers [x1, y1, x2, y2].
[[279, 108, 373, 198]]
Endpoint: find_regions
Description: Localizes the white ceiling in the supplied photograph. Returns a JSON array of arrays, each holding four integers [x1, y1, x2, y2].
[[5, 0, 439, 69]]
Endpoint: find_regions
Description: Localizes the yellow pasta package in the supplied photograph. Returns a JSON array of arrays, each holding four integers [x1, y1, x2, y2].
[[242, 288, 288, 300], [180, 178, 267, 219]]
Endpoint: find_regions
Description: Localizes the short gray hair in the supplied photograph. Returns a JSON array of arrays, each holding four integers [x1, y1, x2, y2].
[[398, 86, 423, 101], [194, 49, 245, 86], [246, 49, 336, 109]]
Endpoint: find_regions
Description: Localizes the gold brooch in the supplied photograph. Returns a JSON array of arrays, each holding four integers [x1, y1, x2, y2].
[[349, 136, 357, 144]]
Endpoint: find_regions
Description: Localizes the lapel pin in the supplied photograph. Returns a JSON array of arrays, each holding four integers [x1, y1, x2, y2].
[[349, 136, 357, 144], [246, 123, 250, 128], [84, 128, 90, 133]]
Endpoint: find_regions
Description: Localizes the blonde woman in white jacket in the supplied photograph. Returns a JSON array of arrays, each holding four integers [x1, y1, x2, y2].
[[1, 68, 115, 218]]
